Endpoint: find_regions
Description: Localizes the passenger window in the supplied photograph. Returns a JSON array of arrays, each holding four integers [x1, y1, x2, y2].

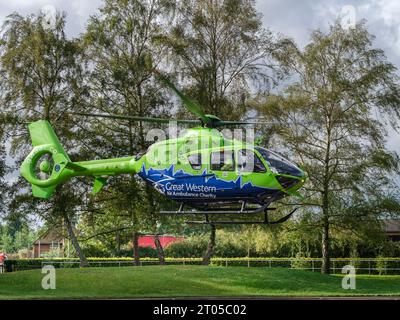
[[237, 149, 266, 173], [188, 153, 202, 170], [210, 150, 234, 171]]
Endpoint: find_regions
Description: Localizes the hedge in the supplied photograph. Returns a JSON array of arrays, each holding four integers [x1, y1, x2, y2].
[[4, 257, 400, 274]]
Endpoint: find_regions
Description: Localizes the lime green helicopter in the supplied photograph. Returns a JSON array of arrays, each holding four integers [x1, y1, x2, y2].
[[20, 73, 306, 225]]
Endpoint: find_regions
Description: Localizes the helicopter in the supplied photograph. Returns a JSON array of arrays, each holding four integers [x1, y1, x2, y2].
[[20, 72, 306, 225]]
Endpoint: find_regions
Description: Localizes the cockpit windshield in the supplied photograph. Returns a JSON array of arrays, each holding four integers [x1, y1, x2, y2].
[[255, 147, 303, 177]]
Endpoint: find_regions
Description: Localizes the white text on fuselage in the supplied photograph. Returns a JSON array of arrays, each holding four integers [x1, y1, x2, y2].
[[164, 182, 217, 198]]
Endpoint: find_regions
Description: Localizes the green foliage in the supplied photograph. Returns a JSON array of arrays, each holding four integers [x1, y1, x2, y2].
[[0, 229, 13, 253], [164, 226, 400, 259], [0, 12, 86, 123], [258, 20, 400, 272], [166, 236, 211, 257], [375, 256, 387, 275], [13, 227, 35, 252], [0, 139, 5, 217], [80, 0, 181, 255], [0, 224, 35, 253], [40, 249, 63, 259], [161, 0, 283, 119], [5, 257, 400, 275], [291, 253, 311, 270], [80, 243, 159, 258], [0, 10, 91, 266], [0, 2, 399, 270]]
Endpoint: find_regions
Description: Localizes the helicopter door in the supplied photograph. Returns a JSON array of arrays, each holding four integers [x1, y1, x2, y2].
[[209, 150, 237, 197], [187, 153, 202, 171], [210, 150, 235, 173], [236, 149, 267, 189]]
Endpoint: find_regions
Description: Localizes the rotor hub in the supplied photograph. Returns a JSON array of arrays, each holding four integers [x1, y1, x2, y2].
[[39, 159, 52, 173]]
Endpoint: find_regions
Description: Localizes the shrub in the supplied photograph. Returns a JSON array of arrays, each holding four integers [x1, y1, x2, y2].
[[291, 253, 311, 270], [165, 237, 207, 257], [81, 244, 159, 258], [4, 257, 400, 273], [118, 247, 159, 258], [375, 256, 386, 275]]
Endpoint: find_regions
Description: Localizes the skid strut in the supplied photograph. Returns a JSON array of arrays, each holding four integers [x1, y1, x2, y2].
[[160, 202, 297, 225], [187, 208, 298, 225]]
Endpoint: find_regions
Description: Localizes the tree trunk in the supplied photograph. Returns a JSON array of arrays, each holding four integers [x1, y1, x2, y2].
[[202, 224, 216, 265], [321, 113, 332, 274], [321, 219, 330, 274], [133, 231, 140, 266], [143, 182, 165, 265], [321, 177, 331, 274], [154, 234, 165, 265], [64, 213, 88, 268], [116, 230, 121, 256]]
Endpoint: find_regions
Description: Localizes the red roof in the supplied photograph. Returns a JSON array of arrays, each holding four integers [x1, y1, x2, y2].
[[138, 235, 184, 249]]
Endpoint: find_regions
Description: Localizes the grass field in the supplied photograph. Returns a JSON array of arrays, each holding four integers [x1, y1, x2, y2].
[[1, 266, 400, 299]]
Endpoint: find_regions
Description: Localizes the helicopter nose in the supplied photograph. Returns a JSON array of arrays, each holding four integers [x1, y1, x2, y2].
[[275, 175, 299, 190], [275, 170, 306, 190]]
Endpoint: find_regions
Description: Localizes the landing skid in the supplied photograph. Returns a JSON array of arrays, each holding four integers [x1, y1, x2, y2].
[[160, 202, 270, 215], [160, 202, 297, 225]]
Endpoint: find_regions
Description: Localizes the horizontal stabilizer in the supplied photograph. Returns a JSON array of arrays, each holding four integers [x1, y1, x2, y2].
[[92, 177, 107, 195]]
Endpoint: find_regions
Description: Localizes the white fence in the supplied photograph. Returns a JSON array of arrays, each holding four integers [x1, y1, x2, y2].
[[36, 258, 400, 275]]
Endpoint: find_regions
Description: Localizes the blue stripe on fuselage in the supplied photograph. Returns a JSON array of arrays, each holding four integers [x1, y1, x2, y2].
[[138, 164, 275, 201]]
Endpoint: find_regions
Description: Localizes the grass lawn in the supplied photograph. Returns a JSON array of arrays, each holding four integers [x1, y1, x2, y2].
[[0, 265, 400, 299]]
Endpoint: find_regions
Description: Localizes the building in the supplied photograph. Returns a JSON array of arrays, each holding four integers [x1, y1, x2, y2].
[[32, 228, 66, 258], [383, 219, 400, 242], [138, 235, 184, 249]]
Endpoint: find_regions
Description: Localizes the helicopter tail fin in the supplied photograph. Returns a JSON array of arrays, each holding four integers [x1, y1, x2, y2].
[[20, 120, 138, 199], [20, 120, 83, 199]]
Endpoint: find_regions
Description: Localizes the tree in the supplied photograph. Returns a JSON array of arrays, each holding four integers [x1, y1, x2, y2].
[[0, 83, 10, 222], [13, 225, 35, 254], [161, 0, 283, 116], [0, 127, 6, 221], [0, 11, 89, 266], [163, 0, 283, 264], [83, 0, 175, 265], [258, 21, 400, 273]]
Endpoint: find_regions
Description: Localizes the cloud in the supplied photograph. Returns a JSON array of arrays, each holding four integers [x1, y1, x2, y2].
[[0, 0, 102, 37], [357, 0, 400, 58], [370, 0, 400, 25], [256, 0, 316, 47]]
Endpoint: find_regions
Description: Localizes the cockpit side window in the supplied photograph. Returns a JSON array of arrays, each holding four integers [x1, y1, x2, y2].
[[237, 149, 266, 173], [210, 150, 235, 171], [188, 153, 202, 170]]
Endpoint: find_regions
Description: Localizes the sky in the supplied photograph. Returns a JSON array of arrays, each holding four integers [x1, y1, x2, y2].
[[0, 0, 399, 153]]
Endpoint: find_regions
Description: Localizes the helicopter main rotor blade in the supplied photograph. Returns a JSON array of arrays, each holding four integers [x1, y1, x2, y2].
[[154, 70, 212, 126], [73, 113, 280, 127], [217, 120, 276, 126], [153, 71, 285, 127], [72, 112, 201, 125]]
